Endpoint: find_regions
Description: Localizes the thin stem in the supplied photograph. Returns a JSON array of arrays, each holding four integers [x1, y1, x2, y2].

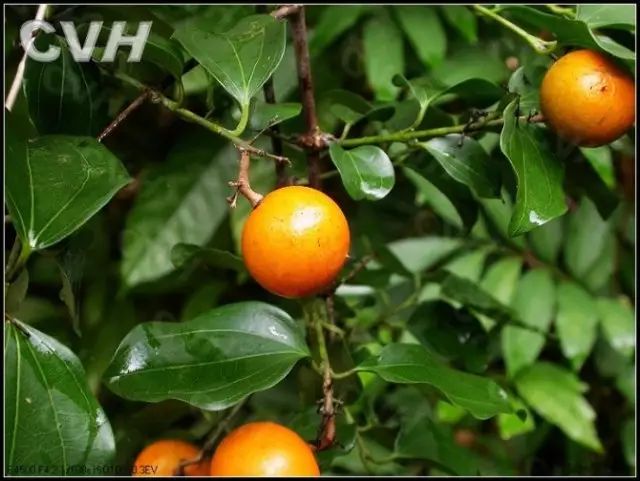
[[109, 71, 290, 165], [5, 4, 49, 111], [227, 149, 264, 208], [339, 114, 544, 148], [5, 238, 31, 283], [97, 90, 149, 142], [176, 398, 247, 475], [228, 103, 250, 137], [474, 5, 557, 55], [290, 6, 322, 188], [546, 4, 576, 17]]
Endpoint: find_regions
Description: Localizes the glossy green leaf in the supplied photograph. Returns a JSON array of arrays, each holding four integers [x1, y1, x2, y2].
[[120, 132, 235, 287], [564, 197, 611, 279], [249, 102, 301, 131], [430, 45, 508, 86], [329, 144, 395, 201], [556, 282, 598, 371], [436, 400, 467, 424], [420, 135, 501, 198], [500, 100, 567, 236], [515, 362, 603, 452], [576, 5, 636, 30], [5, 321, 115, 475], [565, 155, 620, 220], [395, 413, 480, 475], [395, 6, 446, 68], [171, 243, 245, 273], [5, 136, 130, 251], [596, 298, 635, 359], [104, 301, 310, 410], [173, 14, 286, 106], [309, 5, 367, 55], [478, 194, 526, 249], [362, 13, 405, 101], [358, 343, 513, 419], [501, 6, 635, 61], [440, 6, 478, 43], [23, 35, 107, 136], [507, 65, 547, 113], [502, 268, 556, 377]]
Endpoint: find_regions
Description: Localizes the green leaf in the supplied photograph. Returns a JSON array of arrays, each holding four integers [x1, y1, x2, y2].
[[436, 400, 467, 424], [5, 136, 130, 251], [502, 268, 556, 377], [596, 298, 635, 359], [476, 257, 522, 330], [395, 413, 480, 475], [386, 237, 463, 274], [249, 101, 301, 131], [564, 197, 611, 279], [173, 14, 286, 106], [329, 144, 395, 201], [507, 65, 547, 113], [362, 13, 405, 101], [500, 100, 567, 236], [309, 5, 367, 56], [358, 343, 513, 419], [579, 146, 615, 189], [429, 45, 508, 86], [23, 35, 107, 136], [497, 396, 535, 440], [395, 6, 447, 68], [94, 25, 186, 79], [515, 362, 603, 452], [556, 282, 598, 371], [403, 167, 472, 231], [5, 321, 115, 474], [104, 301, 310, 410], [527, 217, 563, 264], [576, 5, 636, 30], [501, 6, 635, 62], [420, 135, 501, 198], [171, 243, 246, 273], [440, 6, 478, 43], [120, 132, 235, 287], [439, 272, 517, 327]]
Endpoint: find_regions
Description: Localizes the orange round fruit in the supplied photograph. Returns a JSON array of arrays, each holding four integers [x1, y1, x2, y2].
[[241, 185, 350, 298], [132, 439, 209, 476], [540, 49, 635, 147], [209, 421, 320, 476]]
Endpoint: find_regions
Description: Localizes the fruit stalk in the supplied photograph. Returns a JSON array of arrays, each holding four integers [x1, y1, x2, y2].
[[228, 149, 264, 208]]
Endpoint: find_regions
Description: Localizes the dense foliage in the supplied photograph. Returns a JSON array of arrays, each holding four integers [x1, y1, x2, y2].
[[4, 4, 636, 476]]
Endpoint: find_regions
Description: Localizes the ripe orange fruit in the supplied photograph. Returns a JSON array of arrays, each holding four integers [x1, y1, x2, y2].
[[209, 421, 320, 476], [132, 439, 209, 476], [241, 186, 350, 298], [540, 49, 635, 147]]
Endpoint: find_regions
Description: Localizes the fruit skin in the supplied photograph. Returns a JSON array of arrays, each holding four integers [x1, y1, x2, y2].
[[241, 185, 350, 298], [209, 421, 320, 476], [132, 439, 209, 476], [540, 49, 635, 147]]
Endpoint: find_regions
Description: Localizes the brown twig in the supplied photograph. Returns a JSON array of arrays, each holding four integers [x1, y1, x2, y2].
[[97, 90, 149, 142], [270, 4, 303, 20], [227, 148, 264, 208], [290, 6, 324, 188]]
